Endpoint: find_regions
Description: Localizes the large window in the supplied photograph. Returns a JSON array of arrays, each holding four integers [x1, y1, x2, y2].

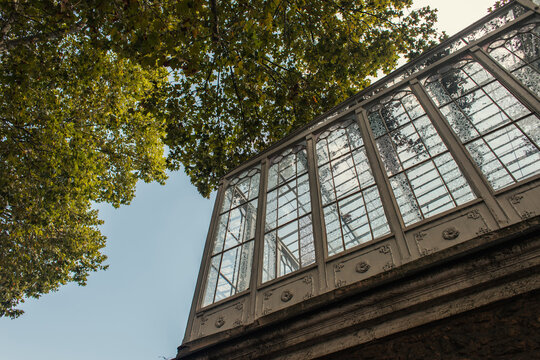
[[367, 89, 476, 226], [316, 118, 390, 256], [486, 22, 540, 97], [202, 166, 260, 306], [422, 59, 540, 190], [262, 144, 316, 282]]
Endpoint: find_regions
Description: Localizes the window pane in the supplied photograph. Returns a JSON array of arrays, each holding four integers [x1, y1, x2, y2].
[[317, 118, 391, 256], [203, 165, 260, 306], [422, 58, 540, 191], [368, 88, 476, 226], [264, 143, 315, 282], [487, 22, 540, 97]]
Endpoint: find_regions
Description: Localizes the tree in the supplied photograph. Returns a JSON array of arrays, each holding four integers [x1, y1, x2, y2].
[[0, 36, 169, 317], [0, 0, 440, 317], [163, 0, 442, 196]]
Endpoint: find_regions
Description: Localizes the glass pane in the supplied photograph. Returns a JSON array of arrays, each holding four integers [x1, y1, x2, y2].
[[467, 139, 514, 190], [422, 57, 539, 192], [318, 118, 391, 256], [263, 232, 277, 283], [323, 203, 343, 257], [237, 241, 254, 292], [485, 125, 540, 181], [264, 143, 314, 282], [202, 256, 221, 306], [339, 192, 370, 249], [364, 186, 391, 238], [433, 153, 476, 206], [203, 164, 260, 306], [488, 23, 540, 97], [299, 215, 316, 267], [406, 161, 454, 218], [277, 220, 300, 277], [390, 173, 422, 226], [212, 214, 228, 255]]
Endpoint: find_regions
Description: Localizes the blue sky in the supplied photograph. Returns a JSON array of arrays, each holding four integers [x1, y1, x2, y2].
[[0, 1, 500, 359]]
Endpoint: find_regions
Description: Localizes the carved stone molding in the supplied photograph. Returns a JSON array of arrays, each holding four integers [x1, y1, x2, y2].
[[235, 302, 244, 311], [355, 261, 371, 273], [467, 210, 481, 220], [520, 211, 536, 220], [379, 245, 391, 254], [303, 276, 313, 284], [264, 290, 273, 300], [510, 194, 524, 205], [415, 231, 427, 241], [215, 316, 225, 328], [334, 263, 345, 273], [233, 319, 243, 327], [336, 279, 347, 288], [383, 262, 395, 271], [281, 290, 294, 302], [442, 227, 460, 240]]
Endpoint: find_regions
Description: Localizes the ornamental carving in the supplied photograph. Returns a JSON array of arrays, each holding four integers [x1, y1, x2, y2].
[[467, 210, 481, 219], [233, 319, 243, 326], [355, 261, 371, 273], [303, 276, 313, 284], [520, 211, 535, 220], [379, 245, 391, 254], [263, 290, 273, 300], [334, 263, 344, 272], [383, 262, 395, 271], [414, 231, 427, 241], [235, 302, 244, 311], [509, 194, 523, 205], [336, 279, 347, 288], [215, 316, 225, 328], [281, 290, 294, 302], [442, 227, 460, 240]]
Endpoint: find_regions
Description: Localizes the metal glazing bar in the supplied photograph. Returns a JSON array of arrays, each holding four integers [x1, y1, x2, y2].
[[409, 79, 510, 225], [354, 110, 411, 259], [470, 45, 540, 114], [184, 180, 228, 342], [250, 159, 268, 319], [306, 134, 328, 290]]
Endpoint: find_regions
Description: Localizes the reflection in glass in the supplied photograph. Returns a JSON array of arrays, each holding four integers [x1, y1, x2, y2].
[[202, 166, 260, 306], [263, 144, 315, 282], [368, 89, 476, 227], [316, 118, 390, 256], [422, 58, 540, 190], [487, 22, 540, 97]]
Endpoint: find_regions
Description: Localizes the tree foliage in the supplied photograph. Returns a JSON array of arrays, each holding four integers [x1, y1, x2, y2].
[[0, 23, 168, 317], [164, 0, 442, 196], [0, 0, 441, 317]]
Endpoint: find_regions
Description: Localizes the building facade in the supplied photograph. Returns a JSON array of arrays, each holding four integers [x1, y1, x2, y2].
[[177, 1, 540, 358]]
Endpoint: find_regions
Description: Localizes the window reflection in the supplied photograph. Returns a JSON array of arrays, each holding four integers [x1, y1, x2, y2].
[[422, 58, 540, 190], [367, 89, 476, 227], [263, 144, 315, 283], [316, 118, 390, 256], [487, 22, 540, 97], [202, 167, 260, 306]]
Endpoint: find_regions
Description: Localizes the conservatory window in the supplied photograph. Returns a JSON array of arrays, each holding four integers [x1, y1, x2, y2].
[[367, 89, 476, 227], [422, 59, 540, 191], [202, 166, 260, 306], [262, 144, 316, 282], [316, 118, 390, 257]]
